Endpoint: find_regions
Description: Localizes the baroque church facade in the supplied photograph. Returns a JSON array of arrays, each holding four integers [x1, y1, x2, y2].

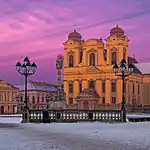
[[63, 23, 150, 109]]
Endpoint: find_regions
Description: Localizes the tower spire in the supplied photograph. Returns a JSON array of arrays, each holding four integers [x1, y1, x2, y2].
[[74, 24, 77, 31], [115, 20, 118, 27]]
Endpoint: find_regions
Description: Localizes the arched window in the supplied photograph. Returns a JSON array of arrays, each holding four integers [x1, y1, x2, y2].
[[133, 82, 135, 94], [89, 53, 95, 66], [89, 80, 95, 89], [32, 96, 35, 104], [79, 50, 83, 63], [69, 55, 74, 67], [111, 52, 117, 64], [123, 51, 126, 60]]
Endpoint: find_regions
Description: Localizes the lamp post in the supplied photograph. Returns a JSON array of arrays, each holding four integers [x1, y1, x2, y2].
[[113, 58, 134, 122], [16, 57, 37, 122]]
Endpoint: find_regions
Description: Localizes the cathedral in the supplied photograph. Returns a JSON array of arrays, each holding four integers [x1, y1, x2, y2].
[[62, 23, 150, 109]]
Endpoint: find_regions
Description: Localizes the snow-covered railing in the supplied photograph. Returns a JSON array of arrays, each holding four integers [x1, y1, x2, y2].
[[29, 109, 122, 123]]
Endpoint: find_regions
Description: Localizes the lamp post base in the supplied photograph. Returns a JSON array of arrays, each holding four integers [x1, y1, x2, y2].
[[21, 107, 30, 123], [121, 108, 127, 123]]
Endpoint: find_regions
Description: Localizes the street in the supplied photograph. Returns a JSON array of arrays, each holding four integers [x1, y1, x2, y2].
[[0, 122, 150, 150]]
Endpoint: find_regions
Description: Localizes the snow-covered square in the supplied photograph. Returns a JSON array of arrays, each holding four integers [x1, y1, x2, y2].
[[0, 116, 150, 150]]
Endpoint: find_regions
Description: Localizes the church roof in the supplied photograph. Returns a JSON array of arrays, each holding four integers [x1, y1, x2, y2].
[[128, 56, 138, 64], [133, 63, 150, 75], [15, 80, 57, 92]]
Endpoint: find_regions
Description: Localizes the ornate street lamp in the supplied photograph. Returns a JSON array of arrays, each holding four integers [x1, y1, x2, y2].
[[16, 57, 37, 122], [113, 58, 134, 122]]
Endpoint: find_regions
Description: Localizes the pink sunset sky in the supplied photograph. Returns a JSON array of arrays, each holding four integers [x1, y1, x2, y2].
[[0, 0, 150, 85]]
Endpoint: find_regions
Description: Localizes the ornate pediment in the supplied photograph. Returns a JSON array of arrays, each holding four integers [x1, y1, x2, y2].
[[87, 48, 96, 53], [86, 66, 101, 73], [68, 50, 74, 55]]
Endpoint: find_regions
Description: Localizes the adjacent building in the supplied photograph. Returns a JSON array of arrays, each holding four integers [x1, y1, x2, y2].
[[15, 80, 66, 112], [63, 23, 150, 109], [0, 80, 19, 114]]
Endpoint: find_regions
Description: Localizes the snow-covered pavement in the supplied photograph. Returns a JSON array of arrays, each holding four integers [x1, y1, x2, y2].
[[0, 122, 150, 150]]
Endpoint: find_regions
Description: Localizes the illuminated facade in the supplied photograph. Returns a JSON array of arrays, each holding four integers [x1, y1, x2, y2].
[[63, 23, 150, 109], [0, 80, 19, 114]]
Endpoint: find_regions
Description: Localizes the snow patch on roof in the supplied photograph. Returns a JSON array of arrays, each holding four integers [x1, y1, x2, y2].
[[15, 80, 57, 92], [134, 62, 150, 74]]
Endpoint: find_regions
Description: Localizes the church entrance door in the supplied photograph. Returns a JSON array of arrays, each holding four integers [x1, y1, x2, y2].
[[83, 101, 89, 109]]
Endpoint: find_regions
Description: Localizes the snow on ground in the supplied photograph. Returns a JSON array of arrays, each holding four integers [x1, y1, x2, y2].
[[127, 113, 150, 118], [0, 117, 22, 123], [0, 114, 22, 117], [0, 121, 150, 149], [23, 122, 150, 150], [16, 122, 150, 150]]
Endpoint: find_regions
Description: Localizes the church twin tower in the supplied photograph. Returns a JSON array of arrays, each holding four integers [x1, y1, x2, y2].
[[63, 24, 129, 105]]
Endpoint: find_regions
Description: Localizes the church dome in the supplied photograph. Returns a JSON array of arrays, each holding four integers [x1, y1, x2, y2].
[[68, 30, 82, 41], [68, 25, 82, 41], [110, 24, 124, 37]]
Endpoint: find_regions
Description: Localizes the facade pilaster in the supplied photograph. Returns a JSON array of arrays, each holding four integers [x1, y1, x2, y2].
[[73, 80, 79, 103], [117, 78, 122, 104], [96, 79, 102, 103], [64, 51, 68, 67], [75, 50, 79, 66], [125, 80, 129, 104], [63, 80, 69, 104], [140, 82, 143, 104], [105, 79, 111, 104]]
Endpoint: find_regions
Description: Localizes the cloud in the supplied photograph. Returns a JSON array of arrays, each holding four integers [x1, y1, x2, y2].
[[0, 0, 149, 84]]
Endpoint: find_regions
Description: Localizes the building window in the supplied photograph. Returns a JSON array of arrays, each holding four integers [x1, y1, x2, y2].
[[102, 97, 105, 104], [111, 52, 117, 64], [21, 106, 23, 111], [69, 97, 73, 104], [37, 96, 40, 103], [69, 83, 73, 93], [89, 80, 95, 89], [42, 96, 44, 102], [8, 106, 9, 113], [89, 53, 95, 66], [79, 50, 83, 63], [138, 84, 140, 94], [112, 97, 116, 104], [79, 83, 82, 93], [111, 82, 116, 92], [123, 51, 126, 60], [104, 49, 107, 61], [133, 82, 135, 94], [32, 96, 35, 104], [102, 81, 105, 93], [13, 106, 15, 113], [20, 96, 23, 102], [69, 55, 74, 67]]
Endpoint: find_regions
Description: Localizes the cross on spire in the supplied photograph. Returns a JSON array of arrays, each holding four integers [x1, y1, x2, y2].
[[74, 24, 77, 31], [115, 20, 118, 27]]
